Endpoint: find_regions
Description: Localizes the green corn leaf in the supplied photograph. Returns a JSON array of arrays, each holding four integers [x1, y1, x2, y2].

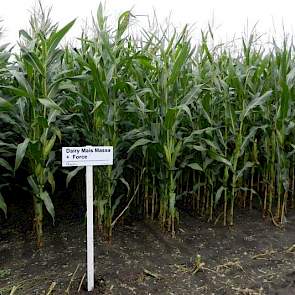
[[91, 101, 103, 114], [171, 141, 182, 168], [27, 175, 39, 195], [97, 3, 105, 30], [242, 90, 272, 119], [287, 144, 295, 158], [168, 43, 189, 86], [52, 127, 62, 142], [120, 177, 130, 195], [278, 81, 290, 124], [190, 127, 215, 136], [215, 130, 226, 150], [43, 134, 56, 159], [199, 102, 213, 125], [178, 104, 192, 123], [181, 85, 202, 105], [47, 170, 55, 194], [15, 138, 30, 171], [2, 86, 29, 98], [236, 161, 255, 179], [48, 19, 76, 55], [164, 144, 172, 168], [39, 191, 55, 222], [187, 163, 203, 171], [164, 108, 178, 130], [34, 116, 48, 129], [238, 187, 259, 197], [0, 97, 12, 111], [23, 51, 45, 76], [191, 145, 207, 152], [215, 186, 225, 205], [19, 29, 32, 41], [240, 126, 266, 155], [39, 98, 63, 112], [128, 138, 152, 153], [203, 139, 222, 153], [208, 150, 233, 170], [276, 128, 284, 146], [10, 70, 33, 98], [111, 195, 123, 218], [202, 33, 213, 64], [66, 166, 84, 188], [203, 156, 213, 171], [184, 127, 215, 144], [86, 57, 109, 102], [96, 198, 107, 219], [287, 67, 295, 87], [116, 11, 131, 40], [286, 121, 295, 136], [0, 192, 7, 218], [0, 158, 13, 172]]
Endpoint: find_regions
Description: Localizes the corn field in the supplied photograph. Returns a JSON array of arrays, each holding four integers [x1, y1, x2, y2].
[[1, 4, 295, 247]]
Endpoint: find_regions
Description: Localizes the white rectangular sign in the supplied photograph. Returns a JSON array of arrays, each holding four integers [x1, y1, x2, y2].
[[62, 146, 113, 167], [62, 146, 113, 291]]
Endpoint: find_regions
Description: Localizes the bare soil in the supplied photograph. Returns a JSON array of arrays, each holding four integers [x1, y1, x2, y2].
[[0, 209, 295, 295]]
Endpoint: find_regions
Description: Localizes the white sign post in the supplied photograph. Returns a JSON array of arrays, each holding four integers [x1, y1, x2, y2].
[[86, 165, 94, 291], [62, 146, 113, 291]]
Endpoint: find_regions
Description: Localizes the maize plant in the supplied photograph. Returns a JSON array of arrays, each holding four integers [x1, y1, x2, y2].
[[3, 7, 75, 246], [126, 25, 204, 236], [0, 29, 13, 218], [64, 5, 133, 239]]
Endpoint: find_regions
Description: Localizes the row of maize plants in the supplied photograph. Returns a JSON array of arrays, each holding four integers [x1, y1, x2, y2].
[[0, 5, 295, 246]]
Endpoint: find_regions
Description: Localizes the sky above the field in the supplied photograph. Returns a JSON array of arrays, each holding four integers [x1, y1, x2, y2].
[[1, 0, 295, 45]]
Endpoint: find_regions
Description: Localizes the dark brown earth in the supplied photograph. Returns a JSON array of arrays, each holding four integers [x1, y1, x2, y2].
[[0, 209, 295, 295]]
